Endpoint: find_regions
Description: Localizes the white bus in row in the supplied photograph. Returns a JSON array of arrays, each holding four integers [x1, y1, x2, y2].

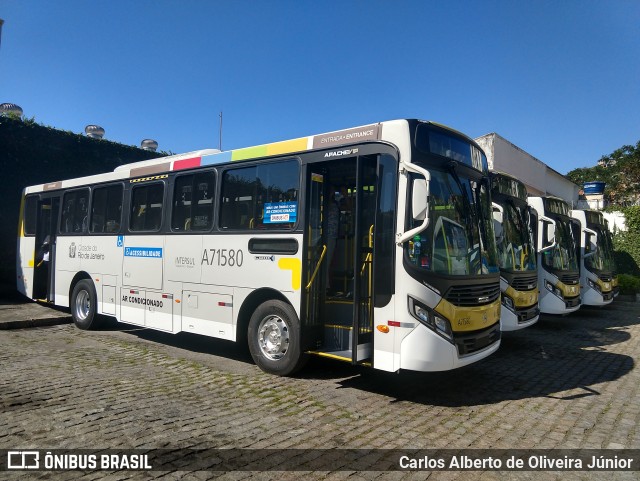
[[17, 119, 502, 376], [527, 196, 581, 315], [490, 172, 539, 330], [569, 209, 615, 306]]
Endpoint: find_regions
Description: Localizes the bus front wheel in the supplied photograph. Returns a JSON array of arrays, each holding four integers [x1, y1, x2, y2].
[[248, 300, 306, 376], [71, 279, 99, 330]]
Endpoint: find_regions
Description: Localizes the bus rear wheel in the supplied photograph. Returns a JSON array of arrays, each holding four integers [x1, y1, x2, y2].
[[71, 279, 99, 330], [248, 300, 307, 376]]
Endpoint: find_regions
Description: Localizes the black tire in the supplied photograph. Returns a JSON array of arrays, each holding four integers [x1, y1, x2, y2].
[[70, 279, 99, 330], [247, 300, 307, 376]]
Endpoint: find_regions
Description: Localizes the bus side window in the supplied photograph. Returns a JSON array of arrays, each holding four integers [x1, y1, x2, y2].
[[172, 177, 193, 231], [91, 184, 123, 234], [130, 183, 164, 232], [61, 188, 90, 234], [220, 160, 299, 231], [172, 172, 215, 232], [23, 195, 39, 236]]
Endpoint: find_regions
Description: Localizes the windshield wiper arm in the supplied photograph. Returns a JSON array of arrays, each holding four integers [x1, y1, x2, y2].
[[446, 162, 474, 226]]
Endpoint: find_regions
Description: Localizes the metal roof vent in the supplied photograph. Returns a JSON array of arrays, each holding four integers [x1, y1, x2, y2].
[[141, 139, 158, 151], [85, 124, 105, 139], [0, 103, 23, 117]]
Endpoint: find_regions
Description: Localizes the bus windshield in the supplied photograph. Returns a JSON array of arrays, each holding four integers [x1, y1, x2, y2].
[[496, 201, 536, 272], [603, 229, 617, 272], [408, 167, 499, 276], [585, 225, 612, 272], [542, 217, 579, 271]]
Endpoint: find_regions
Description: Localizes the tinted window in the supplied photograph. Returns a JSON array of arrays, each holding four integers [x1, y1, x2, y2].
[[23, 195, 39, 236], [220, 160, 299, 230], [130, 183, 164, 232], [415, 123, 488, 173], [61, 189, 90, 234], [91, 184, 123, 233], [374, 154, 397, 306], [172, 172, 215, 231]]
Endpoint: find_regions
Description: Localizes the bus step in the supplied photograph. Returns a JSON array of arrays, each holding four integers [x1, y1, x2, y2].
[[324, 323, 352, 351], [324, 300, 353, 321], [307, 349, 352, 363]]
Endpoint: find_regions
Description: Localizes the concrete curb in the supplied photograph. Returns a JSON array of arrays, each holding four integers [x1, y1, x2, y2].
[[0, 315, 71, 330]]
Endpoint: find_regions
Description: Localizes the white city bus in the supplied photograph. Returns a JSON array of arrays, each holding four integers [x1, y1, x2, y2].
[[569, 209, 614, 306], [528, 196, 581, 315], [603, 220, 619, 297], [17, 119, 502, 376], [490, 172, 539, 330]]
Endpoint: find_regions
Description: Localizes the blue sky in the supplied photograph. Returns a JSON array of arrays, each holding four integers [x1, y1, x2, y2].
[[1, 1, 638, 174]]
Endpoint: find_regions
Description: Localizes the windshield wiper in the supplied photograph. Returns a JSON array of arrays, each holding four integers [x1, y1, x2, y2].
[[506, 199, 531, 249], [446, 162, 475, 234]]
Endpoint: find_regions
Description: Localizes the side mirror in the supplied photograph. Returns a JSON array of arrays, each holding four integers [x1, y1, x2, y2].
[[584, 232, 593, 254], [491, 202, 504, 224], [546, 222, 556, 245], [412, 178, 429, 221], [584, 228, 598, 257], [539, 216, 557, 252]]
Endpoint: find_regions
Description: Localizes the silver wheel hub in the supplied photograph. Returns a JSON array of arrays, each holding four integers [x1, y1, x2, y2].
[[257, 315, 289, 360], [74, 290, 90, 321]]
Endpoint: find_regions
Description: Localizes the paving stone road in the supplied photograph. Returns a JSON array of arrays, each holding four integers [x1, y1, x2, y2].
[[1, 300, 639, 480]]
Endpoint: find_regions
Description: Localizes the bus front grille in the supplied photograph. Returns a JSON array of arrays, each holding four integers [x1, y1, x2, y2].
[[511, 274, 538, 291], [559, 273, 580, 285], [444, 283, 500, 307], [454, 323, 501, 357], [598, 273, 612, 282]]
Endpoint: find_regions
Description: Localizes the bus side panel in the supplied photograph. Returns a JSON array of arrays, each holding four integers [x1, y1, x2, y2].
[[200, 234, 304, 320], [164, 233, 302, 342], [164, 235, 203, 284], [17, 236, 36, 298], [55, 235, 121, 308], [372, 298, 397, 372], [181, 289, 234, 340], [54, 236, 82, 307], [122, 236, 164, 290]]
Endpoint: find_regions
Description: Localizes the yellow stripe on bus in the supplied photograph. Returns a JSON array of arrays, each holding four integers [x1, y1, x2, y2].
[[278, 257, 301, 291]]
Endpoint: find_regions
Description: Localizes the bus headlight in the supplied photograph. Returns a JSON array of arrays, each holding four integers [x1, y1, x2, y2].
[[501, 294, 515, 311], [408, 297, 453, 343], [414, 305, 429, 323], [587, 279, 602, 293], [544, 280, 563, 299], [433, 315, 453, 340]]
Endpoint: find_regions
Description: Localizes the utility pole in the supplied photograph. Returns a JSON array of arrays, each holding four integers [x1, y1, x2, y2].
[[0, 19, 5, 50], [219, 111, 223, 151]]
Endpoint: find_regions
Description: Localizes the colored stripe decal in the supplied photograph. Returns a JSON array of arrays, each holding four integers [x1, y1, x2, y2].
[[131, 163, 171, 178], [44, 181, 62, 191], [266, 137, 308, 156], [201, 151, 232, 165], [232, 145, 268, 161], [173, 157, 202, 171], [231, 137, 309, 161]]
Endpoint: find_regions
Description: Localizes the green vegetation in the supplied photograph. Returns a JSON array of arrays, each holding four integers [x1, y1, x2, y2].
[[0, 114, 164, 287], [617, 274, 640, 295], [612, 206, 640, 276], [567, 142, 640, 277], [567, 141, 640, 206]]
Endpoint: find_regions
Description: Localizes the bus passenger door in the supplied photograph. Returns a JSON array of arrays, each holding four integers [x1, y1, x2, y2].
[[351, 156, 376, 363], [33, 197, 59, 302], [303, 156, 376, 366], [301, 168, 326, 350]]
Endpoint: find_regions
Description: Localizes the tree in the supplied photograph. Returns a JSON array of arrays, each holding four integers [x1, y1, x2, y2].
[[566, 140, 640, 206]]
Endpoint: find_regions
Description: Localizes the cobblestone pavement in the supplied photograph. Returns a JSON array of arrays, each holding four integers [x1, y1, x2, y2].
[[1, 300, 639, 480]]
